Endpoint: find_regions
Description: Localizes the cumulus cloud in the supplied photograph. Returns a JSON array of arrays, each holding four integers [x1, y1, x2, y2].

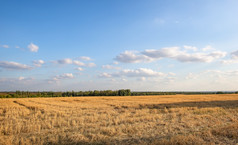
[[0, 77, 34, 84], [115, 51, 153, 63], [142, 47, 181, 58], [116, 46, 226, 63], [99, 72, 112, 78], [18, 77, 25, 81], [87, 62, 96, 67], [28, 43, 39, 52], [79, 56, 92, 61], [33, 60, 44, 67], [56, 73, 73, 79], [99, 68, 165, 78], [1, 45, 9, 48], [75, 67, 84, 71], [143, 47, 226, 63], [231, 50, 238, 59], [168, 72, 176, 76], [102, 65, 120, 70], [183, 45, 197, 51], [113, 61, 119, 65], [56, 58, 73, 64], [73, 60, 85, 66], [50, 73, 74, 83], [17, 76, 34, 81], [209, 51, 227, 58], [54, 58, 96, 68], [122, 78, 127, 82], [221, 50, 238, 64], [118, 68, 165, 77], [0, 61, 32, 70]]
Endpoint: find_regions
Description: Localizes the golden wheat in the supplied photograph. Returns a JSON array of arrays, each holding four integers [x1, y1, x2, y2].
[[0, 94, 238, 144]]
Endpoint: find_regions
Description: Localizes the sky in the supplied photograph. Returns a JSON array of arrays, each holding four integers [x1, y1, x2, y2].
[[1, 0, 238, 91]]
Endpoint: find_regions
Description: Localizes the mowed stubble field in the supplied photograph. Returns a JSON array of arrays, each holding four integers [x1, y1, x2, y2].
[[1, 94, 238, 145]]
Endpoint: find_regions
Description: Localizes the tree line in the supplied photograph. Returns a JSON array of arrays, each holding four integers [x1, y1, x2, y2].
[[1, 90, 238, 98], [0, 89, 132, 98]]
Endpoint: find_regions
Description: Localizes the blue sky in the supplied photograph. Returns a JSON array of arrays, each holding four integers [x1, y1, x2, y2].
[[1, 0, 238, 91]]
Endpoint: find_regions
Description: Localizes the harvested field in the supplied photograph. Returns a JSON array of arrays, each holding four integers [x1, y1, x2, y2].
[[1, 94, 238, 144]]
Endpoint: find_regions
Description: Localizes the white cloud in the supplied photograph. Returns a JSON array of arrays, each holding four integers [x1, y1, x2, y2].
[[75, 67, 84, 71], [168, 72, 176, 76], [79, 56, 92, 61], [115, 51, 153, 63], [0, 77, 34, 82], [2, 45, 9, 48], [54, 58, 96, 68], [15, 46, 25, 51], [142, 46, 226, 63], [102, 65, 120, 70], [142, 47, 181, 58], [210, 51, 227, 58], [113, 61, 119, 65], [231, 50, 238, 59], [87, 62, 96, 67], [18, 77, 25, 81], [221, 50, 238, 64], [73, 60, 85, 66], [117, 68, 165, 77], [33, 60, 44, 67], [99, 72, 112, 78], [57, 58, 73, 64], [183, 45, 197, 51], [51, 73, 74, 82], [100, 68, 166, 78], [116, 46, 226, 64], [28, 43, 39, 52], [122, 78, 127, 82], [58, 73, 74, 79], [138, 77, 146, 81], [0, 61, 32, 70]]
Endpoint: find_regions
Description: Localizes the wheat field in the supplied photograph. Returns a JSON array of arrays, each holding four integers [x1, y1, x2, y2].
[[1, 94, 238, 145]]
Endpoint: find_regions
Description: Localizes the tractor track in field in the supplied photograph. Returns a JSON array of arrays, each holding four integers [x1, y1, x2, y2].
[[28, 100, 74, 109], [13, 101, 45, 114]]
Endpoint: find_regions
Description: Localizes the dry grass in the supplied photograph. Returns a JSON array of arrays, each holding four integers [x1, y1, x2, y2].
[[1, 94, 238, 145]]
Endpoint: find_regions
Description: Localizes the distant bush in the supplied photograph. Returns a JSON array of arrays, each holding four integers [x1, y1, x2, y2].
[[216, 91, 224, 94], [131, 92, 176, 96]]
